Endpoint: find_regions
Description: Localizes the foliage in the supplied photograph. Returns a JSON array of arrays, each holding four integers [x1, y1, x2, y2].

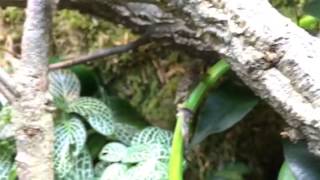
[[48, 69, 81, 108], [169, 60, 231, 180], [67, 97, 115, 136], [304, 0, 320, 19], [278, 162, 296, 180], [279, 140, 320, 180], [0, 68, 176, 179], [191, 81, 259, 146], [54, 117, 87, 177], [298, 15, 319, 30], [0, 141, 15, 180], [98, 127, 172, 180], [28, 68, 180, 179], [0, 106, 11, 126], [48, 69, 174, 178], [1, 2, 320, 179]]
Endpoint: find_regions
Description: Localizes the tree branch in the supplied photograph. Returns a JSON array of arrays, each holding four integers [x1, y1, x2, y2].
[[11, 0, 55, 179], [0, 68, 19, 98], [49, 34, 150, 70], [0, 47, 21, 59], [0, 83, 14, 103]]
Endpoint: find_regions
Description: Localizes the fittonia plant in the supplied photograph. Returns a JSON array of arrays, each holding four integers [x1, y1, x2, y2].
[[0, 69, 177, 180], [48, 69, 175, 179], [98, 127, 172, 180]]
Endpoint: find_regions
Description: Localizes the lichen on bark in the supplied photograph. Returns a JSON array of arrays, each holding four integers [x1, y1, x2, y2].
[[11, 0, 55, 179]]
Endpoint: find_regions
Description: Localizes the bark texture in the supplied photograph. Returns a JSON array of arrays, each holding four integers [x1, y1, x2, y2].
[[3, 0, 320, 155], [11, 0, 54, 179]]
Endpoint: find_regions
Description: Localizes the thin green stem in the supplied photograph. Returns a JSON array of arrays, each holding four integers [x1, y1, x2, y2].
[[169, 116, 184, 180], [185, 60, 230, 111], [168, 59, 230, 180]]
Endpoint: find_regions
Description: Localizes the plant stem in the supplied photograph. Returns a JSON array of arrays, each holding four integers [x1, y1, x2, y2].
[[169, 115, 184, 180], [168, 59, 230, 180], [184, 60, 230, 111]]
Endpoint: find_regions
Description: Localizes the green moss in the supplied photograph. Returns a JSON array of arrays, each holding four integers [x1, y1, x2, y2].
[[2, 7, 24, 25], [53, 10, 135, 55], [104, 58, 178, 129], [100, 44, 200, 129], [270, 0, 300, 22]]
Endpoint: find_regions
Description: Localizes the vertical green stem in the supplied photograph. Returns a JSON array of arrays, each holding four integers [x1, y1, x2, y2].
[[168, 59, 230, 180], [169, 116, 184, 180]]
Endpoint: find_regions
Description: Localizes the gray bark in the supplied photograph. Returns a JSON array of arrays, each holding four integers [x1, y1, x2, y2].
[[2, 0, 320, 156], [11, 0, 54, 179]]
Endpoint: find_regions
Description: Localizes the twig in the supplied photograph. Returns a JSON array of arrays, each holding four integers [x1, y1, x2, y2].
[[0, 47, 21, 59], [0, 83, 15, 103], [0, 68, 19, 98], [49, 36, 150, 70]]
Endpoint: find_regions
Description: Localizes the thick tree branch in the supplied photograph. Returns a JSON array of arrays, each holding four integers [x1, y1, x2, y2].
[[11, 0, 54, 179], [3, 0, 320, 156], [49, 34, 150, 70]]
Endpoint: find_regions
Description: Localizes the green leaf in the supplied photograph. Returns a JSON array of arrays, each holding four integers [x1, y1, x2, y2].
[[99, 142, 128, 163], [54, 117, 87, 177], [298, 15, 318, 30], [122, 144, 151, 163], [49, 57, 99, 96], [130, 127, 172, 146], [94, 161, 110, 178], [191, 81, 259, 146], [112, 123, 141, 145], [67, 97, 114, 136], [278, 161, 296, 180], [304, 0, 320, 20], [0, 142, 14, 180], [100, 163, 128, 180], [8, 163, 16, 180], [0, 106, 11, 125], [0, 106, 13, 140], [125, 159, 168, 180], [55, 117, 87, 156], [123, 143, 169, 163], [55, 145, 73, 178], [49, 69, 81, 108], [283, 140, 320, 180], [65, 148, 95, 180]]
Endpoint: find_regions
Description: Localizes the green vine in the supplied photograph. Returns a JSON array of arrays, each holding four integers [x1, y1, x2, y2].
[[169, 59, 230, 180]]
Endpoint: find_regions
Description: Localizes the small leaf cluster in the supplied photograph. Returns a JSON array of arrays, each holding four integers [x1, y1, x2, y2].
[[98, 127, 172, 180], [48, 69, 174, 179], [0, 104, 15, 180]]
